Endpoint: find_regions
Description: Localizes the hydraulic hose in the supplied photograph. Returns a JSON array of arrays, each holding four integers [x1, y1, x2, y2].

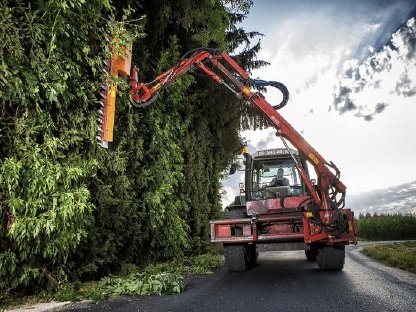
[[253, 79, 289, 110]]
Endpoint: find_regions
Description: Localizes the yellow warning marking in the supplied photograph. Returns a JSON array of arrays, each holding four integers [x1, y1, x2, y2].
[[242, 86, 251, 95], [308, 153, 320, 165]]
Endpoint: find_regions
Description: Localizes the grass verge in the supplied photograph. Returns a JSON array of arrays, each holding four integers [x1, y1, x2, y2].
[[1, 253, 223, 310], [361, 241, 416, 274]]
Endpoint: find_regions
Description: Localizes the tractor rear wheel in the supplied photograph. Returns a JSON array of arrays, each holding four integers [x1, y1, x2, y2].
[[316, 246, 345, 271], [224, 208, 247, 236], [224, 207, 246, 219]]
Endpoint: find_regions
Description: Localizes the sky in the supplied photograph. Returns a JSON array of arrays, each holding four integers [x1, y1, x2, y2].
[[221, 0, 416, 207]]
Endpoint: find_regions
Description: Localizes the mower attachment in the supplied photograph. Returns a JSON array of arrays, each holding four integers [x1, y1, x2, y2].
[[97, 44, 132, 148]]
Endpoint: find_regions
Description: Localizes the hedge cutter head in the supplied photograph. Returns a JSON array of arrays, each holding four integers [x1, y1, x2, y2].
[[97, 39, 132, 148]]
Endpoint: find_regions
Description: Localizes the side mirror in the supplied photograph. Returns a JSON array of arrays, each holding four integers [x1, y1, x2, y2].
[[311, 179, 316, 185], [239, 182, 245, 193], [229, 163, 237, 175]]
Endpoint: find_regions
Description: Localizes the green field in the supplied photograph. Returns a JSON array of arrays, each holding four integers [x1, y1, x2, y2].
[[356, 214, 416, 240]]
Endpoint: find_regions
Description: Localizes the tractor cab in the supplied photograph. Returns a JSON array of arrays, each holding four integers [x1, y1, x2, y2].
[[250, 148, 307, 201], [228, 147, 311, 216], [241, 148, 310, 204]]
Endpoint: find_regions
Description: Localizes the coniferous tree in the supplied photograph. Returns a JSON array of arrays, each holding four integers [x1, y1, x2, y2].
[[0, 0, 268, 293]]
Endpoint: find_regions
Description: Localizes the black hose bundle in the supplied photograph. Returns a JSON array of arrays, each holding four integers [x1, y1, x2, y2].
[[253, 79, 289, 109]]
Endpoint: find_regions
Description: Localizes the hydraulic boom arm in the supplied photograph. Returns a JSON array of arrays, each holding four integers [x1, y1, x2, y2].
[[98, 47, 346, 214]]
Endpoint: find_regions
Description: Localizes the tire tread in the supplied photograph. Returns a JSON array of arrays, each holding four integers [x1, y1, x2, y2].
[[224, 245, 247, 272], [317, 246, 345, 271]]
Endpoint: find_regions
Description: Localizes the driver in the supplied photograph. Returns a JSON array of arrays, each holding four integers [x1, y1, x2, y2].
[[270, 168, 289, 186]]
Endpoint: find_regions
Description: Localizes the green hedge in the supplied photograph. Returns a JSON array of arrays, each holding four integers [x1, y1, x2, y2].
[[357, 213, 416, 240], [0, 0, 264, 295]]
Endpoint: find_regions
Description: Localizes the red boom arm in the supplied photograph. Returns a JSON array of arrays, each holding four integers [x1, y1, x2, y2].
[[125, 49, 345, 209]]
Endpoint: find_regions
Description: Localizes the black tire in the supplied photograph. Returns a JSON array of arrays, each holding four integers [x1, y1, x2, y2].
[[247, 244, 258, 267], [224, 207, 246, 219], [224, 245, 248, 272], [233, 195, 242, 206], [316, 246, 345, 271], [305, 248, 319, 262], [223, 210, 253, 272]]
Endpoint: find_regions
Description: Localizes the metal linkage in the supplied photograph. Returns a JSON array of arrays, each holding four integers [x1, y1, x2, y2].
[[98, 46, 347, 229], [129, 49, 290, 110]]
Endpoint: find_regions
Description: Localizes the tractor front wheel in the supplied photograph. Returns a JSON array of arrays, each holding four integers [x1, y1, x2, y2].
[[316, 246, 345, 271], [224, 244, 257, 272], [305, 247, 319, 261]]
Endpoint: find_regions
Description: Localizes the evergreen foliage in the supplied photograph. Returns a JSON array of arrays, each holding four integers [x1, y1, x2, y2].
[[1, 0, 113, 293], [0, 0, 266, 295]]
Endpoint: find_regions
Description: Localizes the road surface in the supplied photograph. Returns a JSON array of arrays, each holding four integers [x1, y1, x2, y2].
[[61, 244, 416, 312]]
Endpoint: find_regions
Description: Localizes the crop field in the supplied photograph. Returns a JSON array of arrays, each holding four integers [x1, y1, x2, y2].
[[356, 213, 416, 240]]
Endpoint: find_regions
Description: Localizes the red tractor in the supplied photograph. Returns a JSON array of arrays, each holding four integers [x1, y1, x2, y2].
[[211, 146, 356, 271], [98, 45, 357, 272]]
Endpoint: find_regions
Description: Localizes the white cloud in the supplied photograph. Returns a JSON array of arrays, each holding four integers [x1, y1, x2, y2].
[[221, 5, 416, 207], [220, 185, 238, 207], [333, 18, 416, 120]]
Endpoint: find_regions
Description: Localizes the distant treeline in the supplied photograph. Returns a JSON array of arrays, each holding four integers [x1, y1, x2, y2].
[[356, 213, 416, 240]]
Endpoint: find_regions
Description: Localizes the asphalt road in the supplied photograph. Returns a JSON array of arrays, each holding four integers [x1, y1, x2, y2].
[[61, 244, 416, 312]]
